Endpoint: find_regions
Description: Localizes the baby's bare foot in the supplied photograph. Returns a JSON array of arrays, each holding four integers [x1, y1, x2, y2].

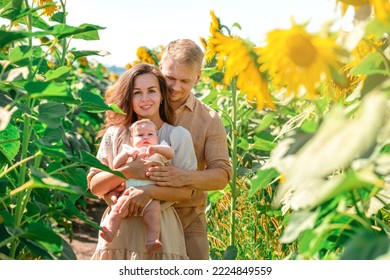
[[146, 239, 163, 254], [99, 226, 115, 243]]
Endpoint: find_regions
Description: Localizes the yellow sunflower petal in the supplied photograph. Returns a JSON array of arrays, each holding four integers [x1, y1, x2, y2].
[[259, 22, 339, 99]]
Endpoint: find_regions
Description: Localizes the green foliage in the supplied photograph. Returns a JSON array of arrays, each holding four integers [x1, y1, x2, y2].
[[202, 11, 390, 260], [0, 0, 116, 259], [0, 123, 20, 162], [1, 0, 389, 261]]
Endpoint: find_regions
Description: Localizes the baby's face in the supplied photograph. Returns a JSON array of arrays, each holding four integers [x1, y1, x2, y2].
[[131, 123, 159, 147]]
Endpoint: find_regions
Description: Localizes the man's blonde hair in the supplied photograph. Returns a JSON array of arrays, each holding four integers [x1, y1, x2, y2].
[[161, 39, 204, 72]]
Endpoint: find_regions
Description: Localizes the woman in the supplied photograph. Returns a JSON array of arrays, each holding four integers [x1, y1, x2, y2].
[[88, 63, 197, 260]]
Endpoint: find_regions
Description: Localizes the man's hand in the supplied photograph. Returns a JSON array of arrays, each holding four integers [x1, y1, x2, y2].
[[146, 165, 190, 187]]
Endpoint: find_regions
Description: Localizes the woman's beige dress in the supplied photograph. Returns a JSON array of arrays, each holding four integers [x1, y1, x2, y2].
[[88, 123, 197, 260]]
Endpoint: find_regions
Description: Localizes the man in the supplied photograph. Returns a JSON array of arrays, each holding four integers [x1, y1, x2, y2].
[[108, 39, 232, 260], [146, 39, 232, 259]]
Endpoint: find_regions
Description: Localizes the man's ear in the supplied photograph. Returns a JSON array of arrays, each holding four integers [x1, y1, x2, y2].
[[195, 72, 201, 84]]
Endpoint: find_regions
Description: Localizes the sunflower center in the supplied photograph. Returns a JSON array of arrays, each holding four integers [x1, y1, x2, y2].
[[286, 33, 316, 67]]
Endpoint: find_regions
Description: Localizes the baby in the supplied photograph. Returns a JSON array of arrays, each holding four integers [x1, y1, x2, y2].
[[99, 119, 174, 254]]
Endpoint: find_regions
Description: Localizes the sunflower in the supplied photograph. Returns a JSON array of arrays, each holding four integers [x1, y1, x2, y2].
[[324, 72, 363, 101], [207, 32, 274, 110], [324, 35, 382, 101], [205, 11, 222, 63], [258, 21, 339, 99], [209, 10, 221, 35], [337, 0, 390, 23], [343, 35, 383, 82], [78, 57, 89, 67], [371, 0, 390, 22], [109, 72, 118, 82], [206, 11, 273, 110], [38, 0, 58, 17], [136, 47, 156, 65], [199, 37, 207, 50]]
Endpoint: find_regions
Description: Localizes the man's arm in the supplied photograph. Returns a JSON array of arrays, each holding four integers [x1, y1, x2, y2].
[[147, 114, 232, 191], [119, 184, 194, 216], [146, 165, 229, 191]]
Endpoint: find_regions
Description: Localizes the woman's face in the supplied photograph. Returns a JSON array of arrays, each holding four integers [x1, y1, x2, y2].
[[132, 73, 163, 123]]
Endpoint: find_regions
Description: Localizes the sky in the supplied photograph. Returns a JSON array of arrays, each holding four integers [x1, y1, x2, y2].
[[57, 1, 351, 67]]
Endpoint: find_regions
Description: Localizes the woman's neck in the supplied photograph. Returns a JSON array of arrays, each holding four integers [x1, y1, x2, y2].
[[139, 117, 164, 130]]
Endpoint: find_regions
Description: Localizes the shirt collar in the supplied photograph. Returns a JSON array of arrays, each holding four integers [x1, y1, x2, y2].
[[181, 92, 195, 112]]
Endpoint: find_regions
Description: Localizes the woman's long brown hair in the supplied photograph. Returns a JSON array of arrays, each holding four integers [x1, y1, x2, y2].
[[98, 63, 174, 138]]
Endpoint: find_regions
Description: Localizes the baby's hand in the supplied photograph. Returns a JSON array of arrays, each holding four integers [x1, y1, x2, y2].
[[130, 149, 139, 160], [146, 145, 157, 156], [138, 146, 150, 159], [123, 146, 139, 160]]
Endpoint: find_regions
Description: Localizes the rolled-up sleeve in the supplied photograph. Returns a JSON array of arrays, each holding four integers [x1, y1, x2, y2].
[[204, 116, 232, 180], [87, 126, 118, 188]]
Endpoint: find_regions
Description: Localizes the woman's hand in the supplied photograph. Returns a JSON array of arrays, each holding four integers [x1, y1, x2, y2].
[[117, 156, 150, 180], [118, 185, 154, 217], [103, 184, 125, 205]]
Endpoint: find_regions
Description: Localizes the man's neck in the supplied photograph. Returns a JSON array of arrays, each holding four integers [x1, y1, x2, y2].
[[172, 92, 193, 111], [172, 101, 185, 111]]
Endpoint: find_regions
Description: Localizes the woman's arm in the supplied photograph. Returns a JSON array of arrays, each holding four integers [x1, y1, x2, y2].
[[147, 165, 229, 191], [115, 125, 196, 215], [89, 170, 125, 197], [120, 184, 193, 216], [112, 150, 129, 169], [147, 184, 193, 201], [89, 157, 149, 197]]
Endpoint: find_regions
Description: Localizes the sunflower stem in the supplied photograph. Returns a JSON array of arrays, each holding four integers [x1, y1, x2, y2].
[[59, 0, 68, 67], [230, 77, 238, 247]]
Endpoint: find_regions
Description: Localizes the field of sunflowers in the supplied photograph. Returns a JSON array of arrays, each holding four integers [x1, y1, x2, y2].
[[0, 0, 389, 260]]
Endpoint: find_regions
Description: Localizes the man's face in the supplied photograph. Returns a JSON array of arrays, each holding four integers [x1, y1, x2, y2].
[[160, 57, 200, 109]]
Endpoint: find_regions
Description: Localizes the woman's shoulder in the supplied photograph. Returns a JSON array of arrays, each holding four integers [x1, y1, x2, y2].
[[170, 125, 191, 138], [159, 122, 190, 137], [101, 125, 130, 148], [103, 125, 118, 135], [104, 125, 128, 137], [158, 123, 192, 146]]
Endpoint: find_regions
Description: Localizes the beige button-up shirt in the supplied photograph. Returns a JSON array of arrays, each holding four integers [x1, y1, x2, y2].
[[173, 93, 232, 228]]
